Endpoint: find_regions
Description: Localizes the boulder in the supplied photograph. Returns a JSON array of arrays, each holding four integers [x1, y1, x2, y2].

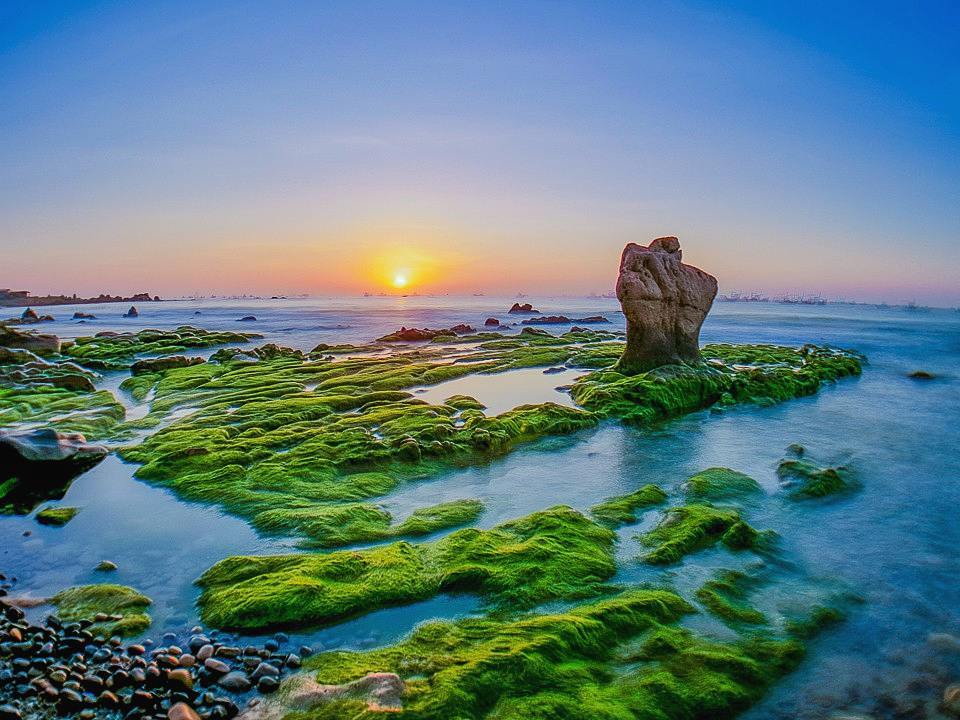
[[123, 306, 139, 318], [377, 327, 455, 342], [0, 429, 108, 513], [449, 323, 476, 335], [238, 315, 257, 322], [616, 237, 717, 373], [21, 308, 39, 320], [131, 356, 205, 375], [0, 325, 61, 354], [72, 312, 96, 320], [483, 318, 500, 327], [508, 303, 539, 314], [521, 315, 610, 326]]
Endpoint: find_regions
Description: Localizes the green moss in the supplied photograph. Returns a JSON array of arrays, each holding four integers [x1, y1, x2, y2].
[[777, 457, 854, 499], [0, 385, 125, 439], [695, 570, 766, 625], [572, 344, 861, 425], [300, 589, 693, 720], [51, 584, 152, 637], [684, 467, 762, 500], [35, 505, 80, 526], [291, 589, 834, 720], [63, 325, 261, 370], [197, 506, 616, 631], [784, 604, 845, 638], [639, 504, 768, 565], [590, 484, 667, 527]]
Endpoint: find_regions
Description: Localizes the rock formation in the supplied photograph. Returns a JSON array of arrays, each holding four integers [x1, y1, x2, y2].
[[123, 306, 139, 317], [0, 325, 61, 354], [508, 303, 539, 314], [616, 236, 717, 373], [0, 429, 108, 513]]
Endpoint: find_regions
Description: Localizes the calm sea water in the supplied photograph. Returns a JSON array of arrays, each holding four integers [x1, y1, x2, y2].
[[2, 297, 959, 718]]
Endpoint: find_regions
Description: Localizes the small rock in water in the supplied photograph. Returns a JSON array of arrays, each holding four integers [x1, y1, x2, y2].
[[95, 560, 117, 572], [123, 306, 139, 318], [909, 370, 936, 380], [237, 315, 257, 322]]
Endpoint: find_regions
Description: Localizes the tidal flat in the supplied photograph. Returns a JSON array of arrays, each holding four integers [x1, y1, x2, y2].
[[1, 298, 959, 720]]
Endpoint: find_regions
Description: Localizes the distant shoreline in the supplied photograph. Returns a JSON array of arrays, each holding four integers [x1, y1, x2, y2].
[[0, 295, 161, 308]]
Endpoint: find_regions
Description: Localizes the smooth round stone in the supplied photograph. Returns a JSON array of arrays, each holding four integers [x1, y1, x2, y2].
[[167, 668, 193, 691], [257, 676, 280, 694], [203, 658, 230, 674], [263, 640, 279, 653], [196, 645, 214, 662], [168, 702, 201, 720], [218, 671, 251, 692], [98, 690, 120, 708], [250, 662, 279, 681], [214, 646, 240, 658], [298, 645, 313, 657], [0, 705, 21, 720], [179, 653, 196, 667], [285, 654, 301, 668]]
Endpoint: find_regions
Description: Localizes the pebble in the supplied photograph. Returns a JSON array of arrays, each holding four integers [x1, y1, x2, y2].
[[168, 702, 201, 720], [204, 658, 231, 674], [218, 671, 251, 692]]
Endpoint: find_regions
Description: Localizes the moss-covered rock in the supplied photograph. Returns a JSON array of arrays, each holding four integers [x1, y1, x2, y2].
[[683, 467, 763, 500], [695, 569, 766, 625], [197, 506, 616, 631], [777, 457, 855, 499], [590, 484, 667, 527], [35, 505, 80, 525], [51, 584, 152, 637], [639, 504, 770, 565]]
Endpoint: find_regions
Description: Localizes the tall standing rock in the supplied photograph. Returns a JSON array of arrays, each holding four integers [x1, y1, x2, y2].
[[616, 236, 717, 373]]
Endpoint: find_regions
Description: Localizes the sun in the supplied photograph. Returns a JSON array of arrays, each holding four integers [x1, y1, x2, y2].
[[392, 272, 409, 289]]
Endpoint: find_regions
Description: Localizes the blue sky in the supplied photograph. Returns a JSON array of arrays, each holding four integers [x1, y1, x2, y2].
[[1, 1, 958, 302]]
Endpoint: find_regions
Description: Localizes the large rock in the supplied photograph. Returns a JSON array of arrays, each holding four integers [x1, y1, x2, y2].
[[131, 355, 205, 375], [0, 325, 61, 354], [616, 237, 717, 373], [0, 429, 108, 514]]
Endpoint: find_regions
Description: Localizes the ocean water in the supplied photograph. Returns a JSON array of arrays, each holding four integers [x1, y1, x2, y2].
[[2, 297, 959, 718]]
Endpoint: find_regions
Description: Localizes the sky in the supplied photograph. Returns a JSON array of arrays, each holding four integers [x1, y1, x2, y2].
[[1, 0, 958, 304]]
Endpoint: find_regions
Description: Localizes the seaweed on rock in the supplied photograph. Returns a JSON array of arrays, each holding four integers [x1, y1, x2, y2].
[[196, 506, 616, 631], [51, 584, 152, 637], [683, 467, 763, 500], [639, 504, 771, 565], [590, 484, 668, 527]]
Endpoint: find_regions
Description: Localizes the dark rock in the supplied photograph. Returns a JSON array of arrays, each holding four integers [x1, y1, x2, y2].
[[377, 327, 455, 342], [203, 659, 230, 675], [483, 317, 500, 327], [0, 325, 61, 354], [72, 313, 96, 320], [507, 303, 539, 314], [168, 702, 201, 720], [448, 324, 475, 335], [237, 316, 257, 322], [909, 370, 936, 380], [616, 237, 718, 373], [131, 356, 205, 375], [0, 429, 108, 513], [0, 704, 20, 720], [123, 306, 139, 318], [217, 671, 250, 692], [521, 315, 610, 325], [257, 676, 279, 693]]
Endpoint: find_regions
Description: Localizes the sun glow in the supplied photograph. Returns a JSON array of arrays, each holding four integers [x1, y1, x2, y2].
[[392, 272, 409, 289]]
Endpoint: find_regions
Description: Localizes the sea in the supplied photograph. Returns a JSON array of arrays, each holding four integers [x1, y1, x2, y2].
[[2, 296, 959, 719]]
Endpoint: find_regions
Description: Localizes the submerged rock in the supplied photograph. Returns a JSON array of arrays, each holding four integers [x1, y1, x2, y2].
[[522, 314, 609, 325], [616, 236, 718, 373], [238, 315, 257, 322], [0, 429, 108, 514], [72, 311, 96, 319], [377, 327, 456, 342]]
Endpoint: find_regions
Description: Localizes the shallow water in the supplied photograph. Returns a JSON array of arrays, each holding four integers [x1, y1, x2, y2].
[[3, 297, 960, 717]]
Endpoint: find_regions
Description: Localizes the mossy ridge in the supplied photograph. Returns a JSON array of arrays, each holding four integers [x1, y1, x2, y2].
[[197, 506, 617, 631], [62, 325, 261, 370], [51, 584, 152, 637], [292, 590, 838, 720], [298, 589, 692, 719], [35, 505, 80, 525], [590, 484, 668, 528], [777, 457, 855, 499], [683, 467, 763, 500], [255, 498, 485, 548], [572, 343, 862, 425], [639, 504, 771, 565], [695, 569, 767, 625], [0, 385, 125, 439]]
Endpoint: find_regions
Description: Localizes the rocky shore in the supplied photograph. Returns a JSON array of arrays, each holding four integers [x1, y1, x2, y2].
[[0, 590, 310, 720]]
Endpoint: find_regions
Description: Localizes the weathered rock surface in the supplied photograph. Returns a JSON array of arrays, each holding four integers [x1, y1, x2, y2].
[[0, 325, 61, 354], [132, 355, 206, 375], [123, 306, 139, 317], [616, 236, 717, 373], [0, 429, 108, 513], [522, 315, 610, 325], [240, 672, 404, 719]]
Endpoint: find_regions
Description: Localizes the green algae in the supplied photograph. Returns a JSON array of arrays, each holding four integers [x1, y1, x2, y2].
[[590, 484, 667, 527], [777, 457, 855, 499], [51, 584, 152, 637], [695, 569, 767, 625], [197, 506, 616, 631], [253, 498, 484, 547], [684, 467, 763, 500], [639, 504, 769, 565], [0, 385, 125, 439], [572, 343, 862, 425], [35, 505, 80, 526], [63, 325, 261, 370], [290, 588, 837, 720]]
